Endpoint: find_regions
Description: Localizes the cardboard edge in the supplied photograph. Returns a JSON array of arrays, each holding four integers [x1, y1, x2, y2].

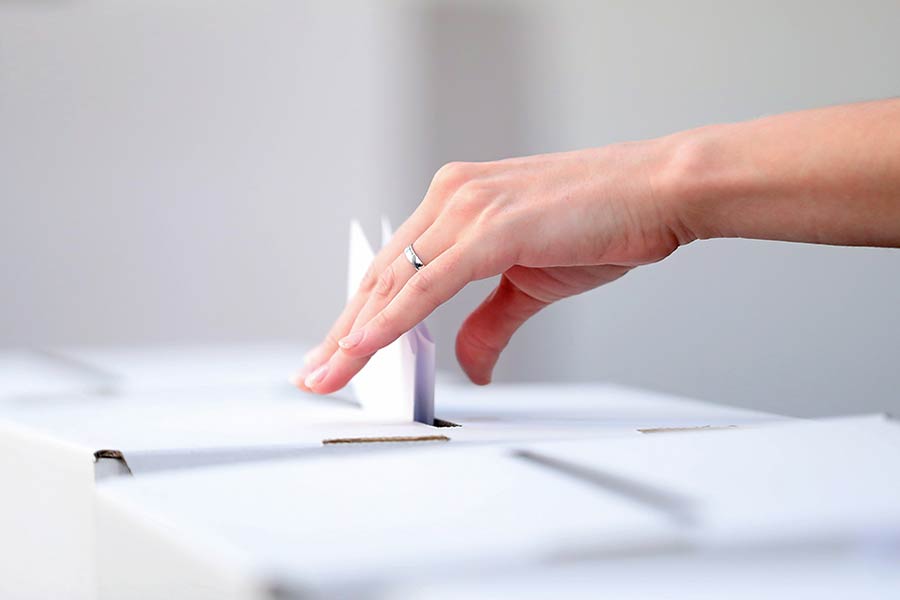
[[94, 449, 133, 480]]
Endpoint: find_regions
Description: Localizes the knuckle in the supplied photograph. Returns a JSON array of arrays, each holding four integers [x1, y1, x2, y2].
[[322, 332, 342, 351], [369, 310, 393, 336], [373, 264, 396, 298], [406, 268, 435, 300], [358, 261, 380, 294], [432, 161, 473, 191], [473, 198, 503, 223], [434, 161, 464, 182], [460, 180, 493, 203], [474, 193, 517, 237], [462, 230, 511, 278], [438, 247, 466, 276], [448, 181, 493, 217]]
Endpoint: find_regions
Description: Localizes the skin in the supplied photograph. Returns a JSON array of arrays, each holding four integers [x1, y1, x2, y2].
[[294, 99, 900, 394]]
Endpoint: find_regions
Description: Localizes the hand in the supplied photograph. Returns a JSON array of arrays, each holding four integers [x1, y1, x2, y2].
[[295, 140, 693, 394], [291, 99, 900, 395]]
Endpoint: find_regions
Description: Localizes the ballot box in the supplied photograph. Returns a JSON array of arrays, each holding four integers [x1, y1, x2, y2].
[[386, 415, 900, 599], [0, 385, 436, 600], [94, 444, 682, 599], [516, 414, 900, 548], [0, 382, 780, 600], [0, 344, 783, 599], [94, 416, 900, 600]]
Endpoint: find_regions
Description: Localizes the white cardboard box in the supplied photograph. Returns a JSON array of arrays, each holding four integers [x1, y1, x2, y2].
[[95, 445, 681, 599], [94, 416, 900, 600], [0, 345, 782, 599], [519, 414, 900, 548], [0, 382, 779, 600], [0, 386, 439, 600]]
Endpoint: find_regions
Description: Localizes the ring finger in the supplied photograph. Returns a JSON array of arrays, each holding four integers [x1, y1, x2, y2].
[[302, 226, 452, 394]]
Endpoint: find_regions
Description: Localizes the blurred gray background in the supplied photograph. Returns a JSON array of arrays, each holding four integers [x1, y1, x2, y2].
[[1, 0, 898, 417]]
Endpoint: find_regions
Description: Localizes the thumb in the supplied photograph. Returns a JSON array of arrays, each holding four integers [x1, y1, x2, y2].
[[455, 275, 548, 385]]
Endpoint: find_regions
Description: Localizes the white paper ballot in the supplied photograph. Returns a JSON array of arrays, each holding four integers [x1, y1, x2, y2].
[[347, 220, 435, 424]]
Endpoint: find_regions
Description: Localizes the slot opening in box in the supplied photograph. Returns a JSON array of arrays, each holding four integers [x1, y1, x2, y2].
[[321, 434, 450, 445]]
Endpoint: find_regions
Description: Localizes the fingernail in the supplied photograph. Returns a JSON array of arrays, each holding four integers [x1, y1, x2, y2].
[[338, 329, 364, 350], [304, 363, 329, 388]]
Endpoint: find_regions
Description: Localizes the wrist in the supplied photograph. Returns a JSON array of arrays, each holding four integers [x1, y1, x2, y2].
[[656, 122, 744, 243]]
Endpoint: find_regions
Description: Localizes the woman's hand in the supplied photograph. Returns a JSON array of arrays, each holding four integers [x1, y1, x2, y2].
[[294, 99, 900, 395], [294, 138, 693, 393], [286, 99, 900, 395]]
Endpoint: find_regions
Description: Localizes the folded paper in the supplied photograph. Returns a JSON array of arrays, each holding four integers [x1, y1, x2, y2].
[[347, 219, 435, 424]]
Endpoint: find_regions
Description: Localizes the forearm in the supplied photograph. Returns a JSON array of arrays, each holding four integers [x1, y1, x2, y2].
[[301, 100, 900, 392], [668, 99, 900, 247]]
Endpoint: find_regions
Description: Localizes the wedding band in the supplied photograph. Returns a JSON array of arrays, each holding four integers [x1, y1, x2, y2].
[[404, 244, 425, 271]]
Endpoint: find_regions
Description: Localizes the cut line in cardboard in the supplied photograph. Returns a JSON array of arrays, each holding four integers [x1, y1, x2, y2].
[[513, 449, 698, 526]]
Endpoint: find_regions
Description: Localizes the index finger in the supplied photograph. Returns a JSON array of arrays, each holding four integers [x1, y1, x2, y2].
[[338, 242, 479, 359], [294, 192, 450, 387]]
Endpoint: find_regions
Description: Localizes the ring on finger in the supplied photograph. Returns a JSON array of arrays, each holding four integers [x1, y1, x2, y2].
[[404, 243, 425, 271]]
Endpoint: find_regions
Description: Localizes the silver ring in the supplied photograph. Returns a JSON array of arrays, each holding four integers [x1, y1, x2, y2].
[[404, 244, 425, 271]]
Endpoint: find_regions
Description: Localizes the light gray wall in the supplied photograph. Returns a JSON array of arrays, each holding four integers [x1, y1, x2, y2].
[[1, 1, 393, 344], [2, 1, 898, 417]]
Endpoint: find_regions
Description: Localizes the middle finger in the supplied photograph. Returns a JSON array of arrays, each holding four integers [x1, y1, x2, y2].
[[302, 225, 451, 394]]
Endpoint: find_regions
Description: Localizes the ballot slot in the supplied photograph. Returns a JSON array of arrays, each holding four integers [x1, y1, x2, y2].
[[94, 450, 133, 480], [318, 417, 459, 445], [321, 434, 450, 445]]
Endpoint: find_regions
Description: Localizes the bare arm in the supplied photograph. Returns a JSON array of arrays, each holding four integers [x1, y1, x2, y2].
[[673, 99, 900, 247], [296, 99, 900, 393]]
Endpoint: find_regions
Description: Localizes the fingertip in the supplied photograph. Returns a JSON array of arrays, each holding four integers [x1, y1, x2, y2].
[[290, 364, 314, 391], [455, 330, 497, 387], [339, 323, 395, 359], [303, 363, 329, 390], [337, 329, 363, 351], [308, 377, 348, 395], [459, 351, 493, 386], [467, 369, 492, 386], [304, 351, 367, 395], [337, 329, 374, 357]]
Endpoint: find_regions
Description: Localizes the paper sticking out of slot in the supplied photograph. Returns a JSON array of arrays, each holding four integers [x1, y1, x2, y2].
[[347, 219, 435, 424]]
